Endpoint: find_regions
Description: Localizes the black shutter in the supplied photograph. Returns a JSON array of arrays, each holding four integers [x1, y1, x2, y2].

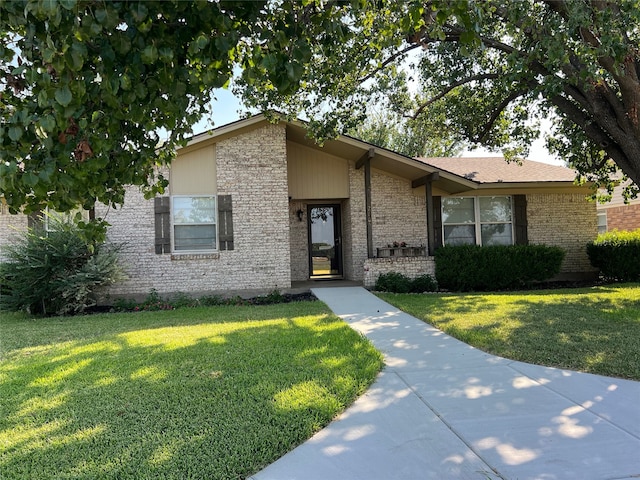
[[154, 197, 171, 254], [218, 195, 234, 251], [514, 194, 528, 245], [432, 196, 443, 251]]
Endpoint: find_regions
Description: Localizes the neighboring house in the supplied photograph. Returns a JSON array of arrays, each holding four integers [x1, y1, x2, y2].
[[0, 114, 598, 298], [597, 182, 640, 233]]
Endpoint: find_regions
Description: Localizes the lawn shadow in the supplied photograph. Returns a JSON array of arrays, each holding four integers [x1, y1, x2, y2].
[[0, 306, 382, 479]]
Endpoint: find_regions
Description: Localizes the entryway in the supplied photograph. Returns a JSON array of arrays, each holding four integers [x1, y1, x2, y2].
[[308, 204, 342, 279]]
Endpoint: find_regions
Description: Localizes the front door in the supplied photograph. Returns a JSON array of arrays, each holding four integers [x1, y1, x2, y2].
[[308, 205, 342, 278]]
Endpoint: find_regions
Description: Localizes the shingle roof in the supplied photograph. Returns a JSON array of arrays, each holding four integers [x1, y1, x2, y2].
[[416, 157, 577, 183]]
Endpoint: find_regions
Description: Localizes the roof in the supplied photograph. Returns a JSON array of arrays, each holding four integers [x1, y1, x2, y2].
[[417, 157, 577, 183]]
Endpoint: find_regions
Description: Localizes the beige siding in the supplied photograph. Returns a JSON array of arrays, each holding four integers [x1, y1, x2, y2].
[[170, 145, 216, 195], [287, 141, 349, 199]]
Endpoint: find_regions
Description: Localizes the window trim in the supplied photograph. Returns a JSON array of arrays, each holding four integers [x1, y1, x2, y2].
[[171, 195, 218, 253], [442, 196, 515, 246]]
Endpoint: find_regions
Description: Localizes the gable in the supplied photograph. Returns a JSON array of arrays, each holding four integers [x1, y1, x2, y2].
[[287, 141, 349, 199]]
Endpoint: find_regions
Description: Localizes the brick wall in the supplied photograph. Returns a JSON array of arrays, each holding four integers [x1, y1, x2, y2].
[[0, 207, 27, 260], [604, 204, 640, 231], [96, 123, 291, 298], [364, 256, 436, 288], [371, 170, 428, 253], [289, 200, 308, 281], [527, 193, 598, 276]]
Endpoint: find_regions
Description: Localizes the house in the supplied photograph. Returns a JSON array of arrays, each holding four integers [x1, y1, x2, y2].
[[596, 181, 640, 233], [0, 114, 598, 298]]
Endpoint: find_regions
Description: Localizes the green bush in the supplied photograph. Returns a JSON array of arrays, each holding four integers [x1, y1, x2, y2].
[[587, 229, 640, 281], [374, 272, 438, 293], [0, 215, 124, 316], [434, 244, 565, 291]]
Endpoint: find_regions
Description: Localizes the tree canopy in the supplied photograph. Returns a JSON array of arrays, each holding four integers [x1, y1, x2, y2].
[[2, 1, 639, 214], [240, 0, 640, 200], [0, 0, 350, 213]]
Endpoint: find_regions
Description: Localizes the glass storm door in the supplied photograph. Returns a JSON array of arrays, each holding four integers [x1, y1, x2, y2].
[[308, 205, 342, 278]]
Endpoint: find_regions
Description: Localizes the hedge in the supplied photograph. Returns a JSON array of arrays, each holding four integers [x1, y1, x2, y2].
[[587, 229, 640, 281], [435, 244, 565, 291]]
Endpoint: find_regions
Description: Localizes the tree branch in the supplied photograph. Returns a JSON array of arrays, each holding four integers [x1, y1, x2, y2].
[[359, 43, 422, 84], [408, 73, 501, 119], [475, 90, 527, 143]]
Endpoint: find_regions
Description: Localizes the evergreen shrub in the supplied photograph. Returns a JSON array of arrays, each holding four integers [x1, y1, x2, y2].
[[0, 215, 123, 315], [587, 229, 640, 281], [375, 272, 438, 293], [434, 244, 565, 291]]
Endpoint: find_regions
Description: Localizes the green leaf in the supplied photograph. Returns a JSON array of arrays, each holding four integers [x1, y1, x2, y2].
[[131, 3, 149, 23], [141, 45, 158, 64], [8, 127, 23, 142], [23, 172, 38, 187], [59, 0, 76, 11], [54, 86, 73, 107]]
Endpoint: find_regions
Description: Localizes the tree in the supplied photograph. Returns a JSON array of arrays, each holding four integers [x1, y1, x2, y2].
[[348, 109, 466, 158], [239, 0, 640, 200], [3, 1, 639, 214], [0, 0, 352, 214]]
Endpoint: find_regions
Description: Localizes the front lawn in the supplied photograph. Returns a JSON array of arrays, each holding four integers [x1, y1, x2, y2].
[[0, 302, 383, 479], [377, 284, 640, 380]]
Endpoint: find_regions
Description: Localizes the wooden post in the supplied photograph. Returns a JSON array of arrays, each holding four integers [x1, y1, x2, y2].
[[412, 172, 439, 256], [356, 148, 376, 258]]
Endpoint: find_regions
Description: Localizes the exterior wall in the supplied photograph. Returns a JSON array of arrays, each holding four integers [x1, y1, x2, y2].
[[97, 123, 291, 298], [289, 200, 309, 281], [0, 207, 27, 260], [602, 203, 640, 232], [371, 170, 428, 253], [527, 193, 598, 277], [344, 161, 367, 281], [364, 257, 436, 288]]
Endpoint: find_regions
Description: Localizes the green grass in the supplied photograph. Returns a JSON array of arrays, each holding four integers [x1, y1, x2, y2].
[[377, 284, 640, 381], [0, 302, 383, 479]]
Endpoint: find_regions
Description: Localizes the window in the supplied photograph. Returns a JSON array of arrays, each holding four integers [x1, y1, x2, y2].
[[442, 196, 513, 246], [597, 211, 607, 234], [172, 196, 217, 251]]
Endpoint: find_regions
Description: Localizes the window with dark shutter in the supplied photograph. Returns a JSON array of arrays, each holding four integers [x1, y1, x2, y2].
[[217, 195, 234, 251], [513, 195, 528, 245], [154, 197, 171, 254]]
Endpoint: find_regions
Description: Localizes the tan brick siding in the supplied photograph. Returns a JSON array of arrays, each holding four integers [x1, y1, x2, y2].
[[604, 204, 640, 232], [364, 257, 436, 288], [0, 208, 27, 260], [527, 193, 598, 275], [289, 200, 309, 281], [96, 123, 291, 297], [371, 170, 428, 253]]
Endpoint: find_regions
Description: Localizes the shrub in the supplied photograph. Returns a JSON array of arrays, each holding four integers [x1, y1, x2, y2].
[[587, 229, 640, 281], [434, 244, 565, 291], [375, 272, 412, 293], [410, 274, 438, 292], [0, 215, 124, 316], [374, 272, 438, 293]]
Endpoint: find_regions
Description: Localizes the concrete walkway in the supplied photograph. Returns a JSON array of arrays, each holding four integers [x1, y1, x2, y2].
[[250, 287, 640, 480]]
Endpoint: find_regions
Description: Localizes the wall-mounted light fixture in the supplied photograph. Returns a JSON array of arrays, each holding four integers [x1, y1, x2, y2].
[[296, 209, 304, 222]]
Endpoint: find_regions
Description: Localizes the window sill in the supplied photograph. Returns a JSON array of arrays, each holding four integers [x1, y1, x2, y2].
[[171, 252, 219, 261]]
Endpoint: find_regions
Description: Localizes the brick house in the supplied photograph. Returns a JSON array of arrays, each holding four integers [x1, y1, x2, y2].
[[0, 114, 598, 297], [596, 182, 640, 233]]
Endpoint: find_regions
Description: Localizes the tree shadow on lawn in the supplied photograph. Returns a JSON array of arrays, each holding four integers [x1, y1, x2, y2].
[[0, 309, 382, 479], [383, 287, 640, 380]]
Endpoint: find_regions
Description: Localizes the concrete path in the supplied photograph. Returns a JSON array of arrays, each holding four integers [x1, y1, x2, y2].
[[250, 287, 640, 480]]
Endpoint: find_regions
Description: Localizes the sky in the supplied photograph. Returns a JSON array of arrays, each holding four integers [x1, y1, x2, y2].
[[197, 88, 564, 167]]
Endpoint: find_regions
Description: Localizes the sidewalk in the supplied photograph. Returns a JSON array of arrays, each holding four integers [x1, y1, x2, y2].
[[249, 287, 640, 480]]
